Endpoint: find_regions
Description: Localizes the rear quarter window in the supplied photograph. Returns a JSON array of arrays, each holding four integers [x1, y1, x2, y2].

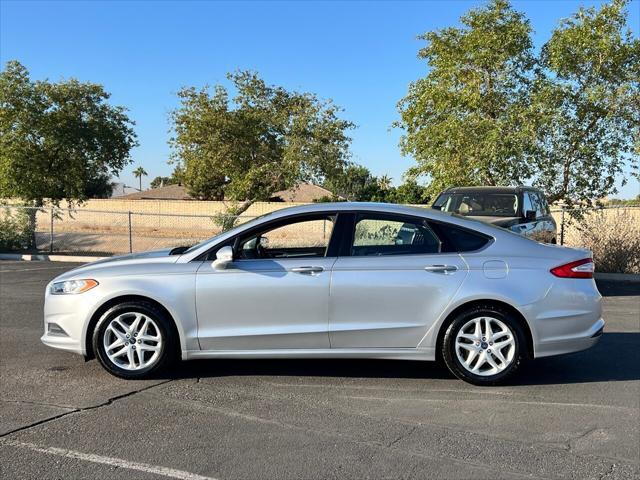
[[429, 221, 491, 252]]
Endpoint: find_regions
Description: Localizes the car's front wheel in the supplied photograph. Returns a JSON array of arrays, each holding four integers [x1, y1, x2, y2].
[[93, 301, 176, 379], [442, 305, 526, 386]]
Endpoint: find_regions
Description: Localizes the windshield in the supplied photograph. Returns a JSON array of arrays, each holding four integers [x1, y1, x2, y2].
[[434, 193, 519, 217]]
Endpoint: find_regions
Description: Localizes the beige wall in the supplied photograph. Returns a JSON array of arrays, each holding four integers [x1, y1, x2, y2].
[[54, 198, 307, 217], [551, 207, 640, 246], [3, 198, 638, 248], [1, 199, 311, 234]]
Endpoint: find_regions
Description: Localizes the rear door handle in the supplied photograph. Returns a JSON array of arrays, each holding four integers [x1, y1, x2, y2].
[[291, 266, 324, 275], [424, 264, 458, 274]]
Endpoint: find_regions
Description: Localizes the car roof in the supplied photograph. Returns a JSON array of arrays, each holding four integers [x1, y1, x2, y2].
[[252, 201, 446, 219]]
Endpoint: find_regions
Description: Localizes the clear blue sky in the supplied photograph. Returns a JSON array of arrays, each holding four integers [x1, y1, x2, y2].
[[1, 0, 638, 198]]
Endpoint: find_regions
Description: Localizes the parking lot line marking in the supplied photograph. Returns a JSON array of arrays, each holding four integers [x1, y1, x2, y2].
[[0, 439, 217, 480]]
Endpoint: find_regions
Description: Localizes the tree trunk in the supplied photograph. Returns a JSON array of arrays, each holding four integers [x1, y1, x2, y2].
[[27, 198, 43, 250], [217, 200, 255, 232]]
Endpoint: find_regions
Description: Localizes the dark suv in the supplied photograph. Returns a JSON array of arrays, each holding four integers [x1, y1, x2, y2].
[[432, 186, 557, 243]]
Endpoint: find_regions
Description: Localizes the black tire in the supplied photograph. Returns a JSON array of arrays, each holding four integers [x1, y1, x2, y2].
[[441, 305, 527, 386], [93, 301, 177, 379]]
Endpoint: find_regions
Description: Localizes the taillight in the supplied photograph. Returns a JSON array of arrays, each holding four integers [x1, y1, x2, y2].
[[550, 258, 594, 278]]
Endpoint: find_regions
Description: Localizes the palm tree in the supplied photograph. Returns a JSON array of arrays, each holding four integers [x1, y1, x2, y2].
[[132, 166, 148, 191], [378, 174, 393, 191]]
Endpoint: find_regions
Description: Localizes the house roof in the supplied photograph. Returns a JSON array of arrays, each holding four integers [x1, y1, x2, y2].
[[120, 182, 334, 202], [270, 183, 334, 202], [121, 184, 193, 200]]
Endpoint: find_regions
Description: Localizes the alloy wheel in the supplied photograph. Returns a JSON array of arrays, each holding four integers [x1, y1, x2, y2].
[[102, 312, 163, 371], [454, 316, 516, 376]]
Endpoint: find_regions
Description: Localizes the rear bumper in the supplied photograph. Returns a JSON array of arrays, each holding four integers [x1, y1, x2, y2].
[[534, 317, 604, 358]]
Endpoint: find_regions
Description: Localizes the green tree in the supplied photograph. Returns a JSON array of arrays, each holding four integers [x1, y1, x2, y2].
[[132, 166, 148, 191], [150, 176, 171, 189], [397, 0, 537, 196], [388, 179, 430, 204], [84, 173, 114, 198], [0, 60, 137, 245], [396, 0, 639, 209], [170, 71, 354, 229], [532, 0, 639, 207], [149, 167, 183, 189], [323, 164, 384, 201]]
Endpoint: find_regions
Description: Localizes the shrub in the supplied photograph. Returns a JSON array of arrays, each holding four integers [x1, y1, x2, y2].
[[572, 209, 640, 274], [0, 206, 34, 251]]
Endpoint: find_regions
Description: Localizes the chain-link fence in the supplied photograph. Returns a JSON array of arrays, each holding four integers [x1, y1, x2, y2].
[[1, 204, 639, 263], [550, 205, 640, 245], [0, 205, 257, 256]]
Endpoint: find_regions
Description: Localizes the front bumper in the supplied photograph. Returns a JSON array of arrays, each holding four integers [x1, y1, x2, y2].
[[41, 331, 84, 355], [41, 285, 98, 356], [534, 317, 605, 358]]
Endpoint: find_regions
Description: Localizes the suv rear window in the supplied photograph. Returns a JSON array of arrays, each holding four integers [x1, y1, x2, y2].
[[434, 192, 519, 217]]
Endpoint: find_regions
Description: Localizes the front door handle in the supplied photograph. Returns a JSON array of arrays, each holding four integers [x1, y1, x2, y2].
[[291, 266, 324, 275], [424, 264, 458, 274]]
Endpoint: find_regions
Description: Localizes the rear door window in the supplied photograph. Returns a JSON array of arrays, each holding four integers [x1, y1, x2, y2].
[[351, 214, 441, 256]]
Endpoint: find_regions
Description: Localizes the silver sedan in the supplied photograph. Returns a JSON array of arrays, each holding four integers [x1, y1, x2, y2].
[[42, 202, 604, 385]]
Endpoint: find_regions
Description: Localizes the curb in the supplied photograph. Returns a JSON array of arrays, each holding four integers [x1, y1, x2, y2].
[[0, 253, 106, 263], [594, 272, 640, 282]]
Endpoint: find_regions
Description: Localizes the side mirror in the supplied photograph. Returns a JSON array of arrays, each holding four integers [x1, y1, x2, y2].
[[432, 205, 442, 211], [212, 245, 234, 269], [524, 210, 536, 222]]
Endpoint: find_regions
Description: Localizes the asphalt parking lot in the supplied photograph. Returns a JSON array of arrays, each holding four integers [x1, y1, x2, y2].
[[0, 261, 638, 480]]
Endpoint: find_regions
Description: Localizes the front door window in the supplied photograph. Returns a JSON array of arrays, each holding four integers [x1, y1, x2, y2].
[[237, 216, 335, 259]]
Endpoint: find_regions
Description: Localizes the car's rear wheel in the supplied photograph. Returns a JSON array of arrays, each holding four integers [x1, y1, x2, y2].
[[442, 305, 526, 386], [93, 301, 176, 379]]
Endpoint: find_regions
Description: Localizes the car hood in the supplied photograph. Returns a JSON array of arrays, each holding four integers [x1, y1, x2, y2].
[[54, 248, 180, 281], [88, 248, 176, 266]]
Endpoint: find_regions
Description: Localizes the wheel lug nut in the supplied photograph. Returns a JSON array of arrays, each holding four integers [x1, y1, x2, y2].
[[487, 349, 491, 353], [489, 342, 493, 346], [132, 346, 136, 350], [482, 337, 486, 341], [137, 340, 141, 344], [126, 334, 130, 338], [134, 333, 137, 337]]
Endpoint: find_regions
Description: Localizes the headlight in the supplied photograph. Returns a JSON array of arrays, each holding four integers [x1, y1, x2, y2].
[[50, 279, 99, 295]]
